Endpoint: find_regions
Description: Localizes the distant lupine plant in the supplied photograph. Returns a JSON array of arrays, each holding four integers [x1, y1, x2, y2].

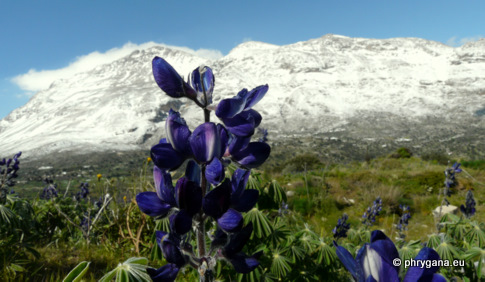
[[362, 196, 382, 226], [0, 152, 21, 203], [75, 182, 90, 201], [332, 213, 350, 240], [460, 190, 476, 219], [396, 205, 411, 246], [136, 57, 270, 281], [444, 162, 462, 196], [335, 230, 446, 281], [40, 178, 58, 200]]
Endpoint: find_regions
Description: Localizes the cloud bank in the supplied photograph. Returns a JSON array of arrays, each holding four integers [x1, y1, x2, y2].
[[446, 36, 483, 47], [11, 42, 224, 92]]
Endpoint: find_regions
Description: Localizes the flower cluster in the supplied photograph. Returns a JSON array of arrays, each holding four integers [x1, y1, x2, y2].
[[75, 182, 90, 201], [444, 162, 462, 195], [460, 190, 476, 218], [278, 201, 289, 217], [362, 196, 382, 226], [40, 178, 58, 200], [396, 205, 411, 241], [0, 152, 21, 191], [137, 57, 270, 281], [332, 213, 350, 240], [335, 230, 446, 281]]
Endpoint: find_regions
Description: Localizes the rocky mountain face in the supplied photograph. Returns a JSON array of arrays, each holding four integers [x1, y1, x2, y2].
[[1, 34, 484, 162]]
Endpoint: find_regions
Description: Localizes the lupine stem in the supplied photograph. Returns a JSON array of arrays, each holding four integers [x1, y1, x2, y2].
[[198, 165, 207, 258]]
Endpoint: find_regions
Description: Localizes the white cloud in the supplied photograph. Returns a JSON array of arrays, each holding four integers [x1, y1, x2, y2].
[[15, 91, 35, 99], [11, 42, 224, 92], [446, 35, 483, 47], [242, 37, 253, 43]]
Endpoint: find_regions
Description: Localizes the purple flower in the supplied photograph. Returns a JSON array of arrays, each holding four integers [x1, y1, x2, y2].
[[152, 57, 215, 108], [460, 190, 476, 218], [189, 65, 215, 107], [136, 166, 181, 220], [332, 213, 350, 240], [216, 85, 268, 137], [147, 263, 179, 282], [335, 230, 445, 282]]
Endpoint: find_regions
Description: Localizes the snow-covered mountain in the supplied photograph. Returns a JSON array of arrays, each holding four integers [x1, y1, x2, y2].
[[1, 34, 484, 160]]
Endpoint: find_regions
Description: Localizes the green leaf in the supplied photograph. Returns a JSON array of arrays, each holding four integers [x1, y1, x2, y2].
[[427, 234, 441, 249], [271, 249, 292, 278], [99, 257, 151, 282], [62, 261, 90, 282], [244, 208, 273, 238], [268, 180, 287, 204]]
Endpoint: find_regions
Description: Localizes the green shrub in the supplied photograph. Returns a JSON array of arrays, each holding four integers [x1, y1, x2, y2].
[[421, 151, 449, 165], [391, 147, 413, 159], [461, 159, 485, 170]]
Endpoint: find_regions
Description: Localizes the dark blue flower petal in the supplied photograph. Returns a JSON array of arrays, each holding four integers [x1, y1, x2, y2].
[[175, 177, 202, 216], [231, 168, 250, 198], [185, 160, 201, 185], [334, 241, 359, 280], [152, 57, 197, 100], [403, 248, 442, 282], [221, 110, 260, 137], [244, 85, 269, 110], [232, 189, 259, 212], [216, 93, 247, 119], [228, 135, 251, 155], [155, 230, 168, 247], [206, 158, 225, 186], [218, 124, 229, 158], [161, 236, 186, 267], [166, 109, 192, 155], [153, 166, 176, 206], [224, 222, 253, 257], [356, 243, 399, 282], [203, 179, 231, 218], [147, 264, 179, 282], [217, 208, 243, 233], [190, 66, 215, 107], [210, 227, 228, 250], [228, 252, 260, 274], [151, 143, 186, 171], [170, 210, 193, 235], [136, 192, 172, 218], [232, 142, 271, 169], [369, 230, 400, 276], [189, 122, 221, 163]]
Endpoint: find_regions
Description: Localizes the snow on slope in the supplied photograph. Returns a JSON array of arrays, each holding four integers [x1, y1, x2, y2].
[[1, 35, 484, 159]]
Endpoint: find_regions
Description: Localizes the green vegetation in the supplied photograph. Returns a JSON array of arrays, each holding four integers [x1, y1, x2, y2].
[[2, 152, 485, 281]]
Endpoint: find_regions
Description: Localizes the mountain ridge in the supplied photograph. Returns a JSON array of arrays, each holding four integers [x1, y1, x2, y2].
[[1, 34, 484, 161]]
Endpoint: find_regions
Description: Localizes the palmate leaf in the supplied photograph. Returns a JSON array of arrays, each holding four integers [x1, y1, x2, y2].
[[436, 240, 460, 263], [463, 247, 485, 279], [267, 180, 286, 204], [237, 266, 277, 282], [62, 261, 90, 282], [427, 234, 442, 249], [0, 204, 18, 227], [271, 248, 292, 278], [398, 240, 420, 262], [312, 238, 337, 266], [466, 222, 485, 248], [99, 257, 150, 282], [244, 208, 273, 238]]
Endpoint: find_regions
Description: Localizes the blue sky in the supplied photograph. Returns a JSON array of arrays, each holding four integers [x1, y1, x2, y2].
[[1, 0, 484, 119]]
